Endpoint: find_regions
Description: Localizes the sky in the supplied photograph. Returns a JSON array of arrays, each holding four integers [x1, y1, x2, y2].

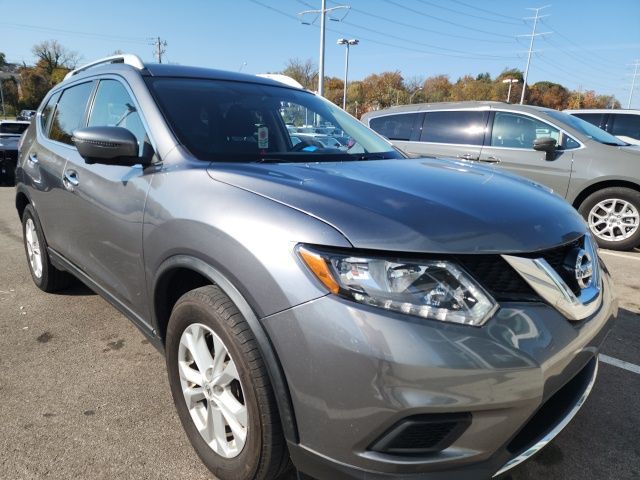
[[2, 0, 639, 107]]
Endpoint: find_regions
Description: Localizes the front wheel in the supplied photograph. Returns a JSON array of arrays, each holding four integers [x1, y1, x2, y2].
[[165, 285, 290, 480], [578, 187, 640, 251]]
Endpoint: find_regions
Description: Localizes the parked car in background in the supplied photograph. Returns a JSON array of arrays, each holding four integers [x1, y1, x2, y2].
[[16, 55, 616, 480], [0, 120, 29, 185], [0, 135, 20, 185], [364, 101, 640, 250], [0, 120, 30, 137], [16, 110, 37, 121], [564, 109, 640, 145]]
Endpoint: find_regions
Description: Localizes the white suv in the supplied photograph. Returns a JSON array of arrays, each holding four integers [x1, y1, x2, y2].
[[564, 109, 640, 145]]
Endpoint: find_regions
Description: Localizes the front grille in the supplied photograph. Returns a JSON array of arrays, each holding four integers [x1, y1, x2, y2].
[[455, 236, 585, 301], [370, 413, 471, 455]]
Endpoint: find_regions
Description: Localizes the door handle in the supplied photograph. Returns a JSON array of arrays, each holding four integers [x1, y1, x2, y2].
[[457, 153, 477, 161], [63, 169, 79, 189], [28, 153, 38, 164], [480, 156, 501, 164]]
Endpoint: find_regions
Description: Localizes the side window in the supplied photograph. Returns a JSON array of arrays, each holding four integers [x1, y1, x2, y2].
[[563, 135, 581, 150], [369, 113, 419, 141], [40, 91, 61, 136], [49, 82, 94, 145], [610, 114, 640, 141], [421, 111, 487, 145], [491, 112, 559, 149], [572, 113, 604, 129], [88, 79, 148, 155]]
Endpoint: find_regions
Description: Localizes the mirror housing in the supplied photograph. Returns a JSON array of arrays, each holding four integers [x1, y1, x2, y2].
[[72, 126, 142, 166], [533, 136, 557, 161]]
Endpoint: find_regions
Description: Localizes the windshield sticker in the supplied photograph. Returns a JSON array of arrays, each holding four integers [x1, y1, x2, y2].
[[258, 126, 269, 149]]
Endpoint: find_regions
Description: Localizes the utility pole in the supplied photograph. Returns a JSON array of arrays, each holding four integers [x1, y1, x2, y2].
[[628, 60, 640, 109], [298, 2, 350, 97], [150, 37, 168, 64], [518, 5, 551, 104]]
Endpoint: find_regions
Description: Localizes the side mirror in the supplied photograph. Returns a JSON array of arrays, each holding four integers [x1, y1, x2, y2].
[[72, 126, 142, 166], [533, 137, 557, 161]]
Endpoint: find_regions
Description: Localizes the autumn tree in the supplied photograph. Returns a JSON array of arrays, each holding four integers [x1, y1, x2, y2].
[[422, 75, 452, 103], [282, 58, 317, 90], [361, 71, 404, 109], [32, 40, 80, 76], [527, 81, 570, 110]]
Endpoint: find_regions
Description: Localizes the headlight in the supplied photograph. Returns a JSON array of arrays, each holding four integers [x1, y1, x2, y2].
[[298, 246, 497, 326]]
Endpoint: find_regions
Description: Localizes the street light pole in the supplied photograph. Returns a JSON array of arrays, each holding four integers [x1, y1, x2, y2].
[[298, 2, 351, 97], [502, 78, 519, 103], [337, 38, 358, 110]]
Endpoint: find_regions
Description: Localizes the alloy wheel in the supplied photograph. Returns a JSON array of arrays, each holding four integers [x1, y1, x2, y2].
[[588, 198, 639, 242], [25, 218, 43, 278], [178, 323, 248, 458]]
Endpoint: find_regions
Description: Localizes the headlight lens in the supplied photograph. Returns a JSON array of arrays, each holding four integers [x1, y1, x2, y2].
[[298, 246, 497, 326]]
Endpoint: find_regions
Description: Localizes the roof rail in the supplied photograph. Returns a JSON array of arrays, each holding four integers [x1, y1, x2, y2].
[[64, 54, 145, 80]]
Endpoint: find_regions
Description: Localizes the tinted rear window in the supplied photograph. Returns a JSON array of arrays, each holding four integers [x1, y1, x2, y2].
[[421, 111, 487, 145], [610, 114, 640, 141], [369, 113, 420, 141], [571, 113, 605, 129]]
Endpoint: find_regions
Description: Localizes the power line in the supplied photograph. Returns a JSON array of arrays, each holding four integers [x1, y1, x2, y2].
[[0, 22, 149, 44], [415, 0, 523, 26], [449, 0, 522, 22], [328, 1, 514, 44], [384, 0, 517, 39], [251, 0, 520, 61], [150, 36, 167, 63], [519, 5, 552, 104]]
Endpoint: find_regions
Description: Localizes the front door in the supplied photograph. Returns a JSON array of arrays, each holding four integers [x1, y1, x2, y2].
[[58, 78, 155, 322], [479, 111, 574, 198]]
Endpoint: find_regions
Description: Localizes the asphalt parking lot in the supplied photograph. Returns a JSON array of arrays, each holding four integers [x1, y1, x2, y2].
[[0, 185, 638, 480]]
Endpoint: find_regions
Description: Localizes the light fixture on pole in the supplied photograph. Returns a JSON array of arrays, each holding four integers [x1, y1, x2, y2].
[[502, 78, 519, 103], [337, 38, 358, 110], [298, 1, 350, 97]]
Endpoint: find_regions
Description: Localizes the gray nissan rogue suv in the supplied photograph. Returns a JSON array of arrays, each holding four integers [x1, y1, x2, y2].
[[16, 55, 616, 480]]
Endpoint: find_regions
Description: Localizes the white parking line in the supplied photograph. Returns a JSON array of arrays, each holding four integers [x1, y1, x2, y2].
[[600, 354, 640, 375], [600, 250, 640, 261]]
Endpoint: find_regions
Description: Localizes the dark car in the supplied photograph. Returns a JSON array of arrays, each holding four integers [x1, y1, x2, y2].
[[16, 55, 616, 480], [16, 110, 37, 121], [0, 121, 29, 185]]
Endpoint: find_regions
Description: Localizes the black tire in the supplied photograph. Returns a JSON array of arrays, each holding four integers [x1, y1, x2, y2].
[[21, 204, 73, 292], [166, 285, 290, 480], [578, 187, 640, 251]]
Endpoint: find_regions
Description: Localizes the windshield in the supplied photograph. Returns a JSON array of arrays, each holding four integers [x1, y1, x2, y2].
[[544, 110, 628, 146], [147, 78, 404, 162]]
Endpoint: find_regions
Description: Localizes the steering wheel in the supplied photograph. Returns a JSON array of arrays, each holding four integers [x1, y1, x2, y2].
[[291, 140, 318, 152]]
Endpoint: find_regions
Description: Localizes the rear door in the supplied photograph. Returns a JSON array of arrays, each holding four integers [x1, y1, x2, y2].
[[26, 83, 95, 253], [479, 111, 575, 197]]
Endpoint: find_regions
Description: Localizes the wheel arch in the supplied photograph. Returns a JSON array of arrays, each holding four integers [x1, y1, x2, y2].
[[15, 188, 31, 220], [152, 254, 299, 444], [572, 179, 640, 209]]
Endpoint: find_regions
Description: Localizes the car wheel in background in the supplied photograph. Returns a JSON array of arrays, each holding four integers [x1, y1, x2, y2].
[[165, 285, 290, 480], [578, 187, 640, 251], [21, 204, 73, 292]]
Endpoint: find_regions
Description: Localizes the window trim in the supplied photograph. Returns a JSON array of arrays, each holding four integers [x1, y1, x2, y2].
[[366, 107, 585, 151], [37, 79, 97, 150], [86, 76, 157, 155]]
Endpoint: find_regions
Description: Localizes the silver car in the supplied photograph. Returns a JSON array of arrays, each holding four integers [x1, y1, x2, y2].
[[364, 101, 640, 251], [16, 56, 616, 480]]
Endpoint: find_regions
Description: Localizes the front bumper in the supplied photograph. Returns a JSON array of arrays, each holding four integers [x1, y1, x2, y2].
[[262, 269, 616, 479]]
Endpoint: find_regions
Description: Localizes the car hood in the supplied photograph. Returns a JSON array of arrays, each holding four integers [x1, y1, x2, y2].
[[207, 158, 587, 254]]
